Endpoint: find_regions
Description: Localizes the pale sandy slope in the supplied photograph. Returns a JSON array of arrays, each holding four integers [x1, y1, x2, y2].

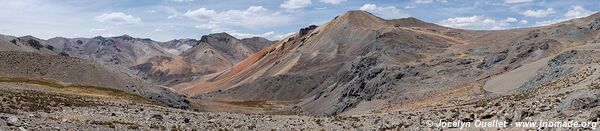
[[484, 43, 600, 94]]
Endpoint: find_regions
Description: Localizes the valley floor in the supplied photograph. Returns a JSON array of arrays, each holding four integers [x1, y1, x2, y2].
[[2, 69, 600, 130], [0, 82, 410, 130]]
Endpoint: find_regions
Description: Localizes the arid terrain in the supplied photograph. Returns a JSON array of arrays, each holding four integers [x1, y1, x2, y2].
[[2, 9, 600, 130]]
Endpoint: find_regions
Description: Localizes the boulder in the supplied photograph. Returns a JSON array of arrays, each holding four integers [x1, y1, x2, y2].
[[7, 116, 18, 126]]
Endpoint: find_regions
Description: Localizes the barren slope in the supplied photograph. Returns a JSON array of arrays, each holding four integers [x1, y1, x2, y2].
[[134, 33, 274, 86], [0, 34, 56, 54], [0, 50, 189, 108], [181, 11, 600, 115], [0, 34, 195, 109]]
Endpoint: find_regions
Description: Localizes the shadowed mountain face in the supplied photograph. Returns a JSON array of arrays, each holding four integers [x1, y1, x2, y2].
[[182, 10, 600, 115]]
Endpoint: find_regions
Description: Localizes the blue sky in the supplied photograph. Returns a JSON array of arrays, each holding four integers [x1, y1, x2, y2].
[[0, 0, 598, 41]]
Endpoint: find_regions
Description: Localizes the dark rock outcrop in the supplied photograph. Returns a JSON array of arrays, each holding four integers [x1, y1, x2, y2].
[[299, 25, 318, 36]]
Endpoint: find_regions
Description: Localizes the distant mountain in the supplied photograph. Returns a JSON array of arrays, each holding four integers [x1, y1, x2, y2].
[[158, 39, 198, 55], [132, 32, 275, 86], [183, 10, 600, 115], [41, 34, 274, 86], [46, 35, 173, 67], [240, 37, 276, 51], [0, 35, 190, 108], [0, 32, 275, 108], [181, 33, 274, 75], [0, 34, 55, 54]]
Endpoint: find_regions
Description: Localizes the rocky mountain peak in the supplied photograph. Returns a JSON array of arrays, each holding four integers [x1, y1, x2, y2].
[[93, 36, 105, 39], [199, 32, 237, 43], [329, 10, 388, 29], [112, 34, 136, 41], [241, 37, 268, 41], [338, 10, 377, 18], [117, 34, 132, 38], [211, 32, 235, 38], [389, 17, 435, 27], [49, 36, 68, 40]]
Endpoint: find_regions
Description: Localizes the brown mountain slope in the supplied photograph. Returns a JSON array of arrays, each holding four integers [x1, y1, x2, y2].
[[181, 11, 464, 95], [181, 10, 600, 115]]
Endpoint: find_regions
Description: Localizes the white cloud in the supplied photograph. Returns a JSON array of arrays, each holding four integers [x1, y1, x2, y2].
[[94, 12, 141, 25], [195, 23, 219, 29], [359, 4, 377, 11], [521, 8, 555, 18], [520, 20, 528, 24], [89, 28, 107, 32], [359, 4, 409, 19], [205, 26, 290, 40], [438, 16, 521, 30], [280, 0, 312, 11], [415, 0, 433, 4], [533, 20, 557, 26], [274, 32, 296, 39], [319, 0, 346, 5], [183, 8, 217, 20], [231, 31, 274, 39], [414, 0, 448, 4], [184, 6, 295, 40], [564, 5, 593, 19], [183, 6, 294, 28], [315, 7, 327, 10], [504, 0, 533, 4], [534, 5, 594, 26], [505, 17, 518, 22], [171, 0, 194, 2], [88, 27, 115, 37]]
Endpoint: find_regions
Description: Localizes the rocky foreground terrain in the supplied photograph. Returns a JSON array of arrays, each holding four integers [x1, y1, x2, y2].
[[2, 67, 600, 130]]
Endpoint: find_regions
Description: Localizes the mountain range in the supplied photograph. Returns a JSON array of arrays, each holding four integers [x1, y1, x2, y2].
[[182, 10, 600, 115], [2, 10, 600, 130], [0, 31, 275, 108]]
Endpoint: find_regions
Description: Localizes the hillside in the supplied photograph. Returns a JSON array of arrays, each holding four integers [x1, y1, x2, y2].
[[0, 36, 190, 108], [182, 10, 600, 115], [180, 33, 274, 74]]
